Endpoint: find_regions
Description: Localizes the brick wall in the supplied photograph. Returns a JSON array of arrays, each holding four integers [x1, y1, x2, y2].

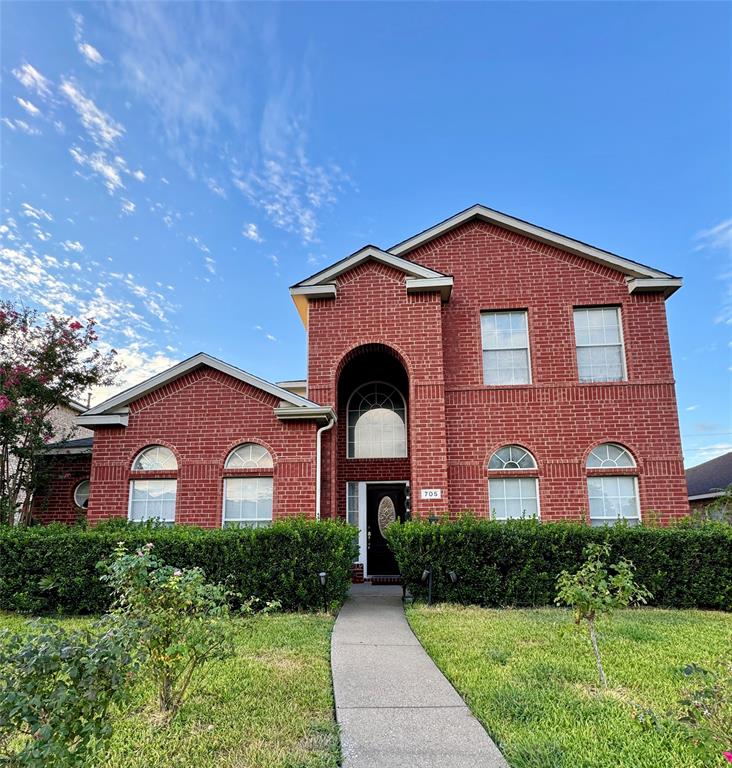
[[32, 453, 92, 524], [87, 366, 318, 526], [403, 220, 689, 522]]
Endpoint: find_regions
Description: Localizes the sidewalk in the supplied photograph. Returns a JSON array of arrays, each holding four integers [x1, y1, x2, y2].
[[331, 584, 508, 768]]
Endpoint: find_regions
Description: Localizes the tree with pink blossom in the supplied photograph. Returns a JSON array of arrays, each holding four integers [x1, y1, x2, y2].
[[0, 301, 121, 526]]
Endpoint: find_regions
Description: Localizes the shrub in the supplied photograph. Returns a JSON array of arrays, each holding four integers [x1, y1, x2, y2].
[[0, 519, 358, 614], [0, 618, 137, 767], [385, 517, 732, 610], [555, 542, 651, 686], [102, 543, 232, 720]]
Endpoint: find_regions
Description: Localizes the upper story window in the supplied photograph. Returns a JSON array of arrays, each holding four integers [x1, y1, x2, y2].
[[487, 444, 539, 521], [573, 307, 626, 383], [347, 382, 407, 459], [480, 311, 531, 385], [129, 445, 177, 524], [586, 443, 639, 527]]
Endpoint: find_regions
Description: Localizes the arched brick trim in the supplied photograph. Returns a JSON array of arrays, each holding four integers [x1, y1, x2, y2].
[[334, 341, 413, 383]]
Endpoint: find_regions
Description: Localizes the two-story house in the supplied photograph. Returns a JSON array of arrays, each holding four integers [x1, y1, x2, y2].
[[34, 205, 689, 578]]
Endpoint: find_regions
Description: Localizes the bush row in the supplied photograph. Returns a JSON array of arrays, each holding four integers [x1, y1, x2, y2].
[[0, 518, 358, 614], [384, 518, 732, 610]]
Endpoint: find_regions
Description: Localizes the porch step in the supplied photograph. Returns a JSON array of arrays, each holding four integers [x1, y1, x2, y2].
[[369, 575, 402, 585]]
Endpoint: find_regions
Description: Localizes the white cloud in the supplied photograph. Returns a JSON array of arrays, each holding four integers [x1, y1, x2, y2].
[[70, 146, 124, 194], [12, 63, 52, 98], [121, 198, 136, 215], [696, 219, 732, 253], [61, 240, 84, 253], [132, 169, 146, 182], [204, 257, 216, 275], [242, 222, 263, 242], [686, 442, 732, 466], [2, 117, 41, 135], [686, 404, 699, 412], [207, 178, 226, 198], [187, 235, 211, 254], [16, 97, 41, 117], [72, 12, 106, 67], [60, 79, 124, 148], [21, 203, 53, 222], [90, 344, 178, 405], [265, 333, 277, 342], [695, 217, 732, 327]]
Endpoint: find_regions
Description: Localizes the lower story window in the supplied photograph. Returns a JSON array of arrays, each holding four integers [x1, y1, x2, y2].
[[223, 477, 273, 528], [74, 479, 90, 509], [346, 482, 359, 527], [129, 479, 176, 523], [587, 476, 639, 526], [488, 478, 539, 520]]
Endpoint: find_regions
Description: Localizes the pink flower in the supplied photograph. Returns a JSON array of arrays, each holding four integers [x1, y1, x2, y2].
[[723, 752, 732, 764], [0, 395, 10, 412], [69, 320, 83, 331]]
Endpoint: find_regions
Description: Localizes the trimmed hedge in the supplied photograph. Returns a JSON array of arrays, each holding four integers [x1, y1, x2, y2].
[[0, 519, 358, 614], [385, 518, 732, 610]]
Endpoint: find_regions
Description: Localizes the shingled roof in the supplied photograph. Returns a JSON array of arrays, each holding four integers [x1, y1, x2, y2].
[[686, 451, 732, 499]]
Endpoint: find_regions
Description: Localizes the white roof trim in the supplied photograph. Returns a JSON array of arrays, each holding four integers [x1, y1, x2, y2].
[[46, 445, 94, 455], [405, 276, 453, 301], [389, 204, 676, 281], [274, 406, 336, 422], [688, 491, 725, 501], [83, 353, 322, 417], [627, 277, 682, 297], [295, 246, 447, 287], [290, 285, 337, 299], [77, 414, 129, 427]]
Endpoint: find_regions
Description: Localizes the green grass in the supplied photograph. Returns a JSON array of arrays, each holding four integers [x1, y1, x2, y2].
[[0, 612, 339, 768], [407, 605, 732, 768]]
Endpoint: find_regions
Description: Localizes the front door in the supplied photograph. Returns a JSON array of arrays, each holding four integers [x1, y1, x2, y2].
[[366, 483, 407, 575]]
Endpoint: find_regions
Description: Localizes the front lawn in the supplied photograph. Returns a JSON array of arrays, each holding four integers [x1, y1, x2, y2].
[[407, 605, 731, 768], [0, 612, 339, 768]]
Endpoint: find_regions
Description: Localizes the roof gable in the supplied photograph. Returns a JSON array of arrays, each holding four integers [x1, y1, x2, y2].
[[389, 204, 680, 284], [78, 353, 331, 427]]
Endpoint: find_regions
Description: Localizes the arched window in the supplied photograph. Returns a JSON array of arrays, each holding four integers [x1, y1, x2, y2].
[[132, 445, 178, 471], [586, 443, 639, 527], [129, 445, 177, 524], [225, 443, 273, 469], [223, 443, 273, 528], [73, 479, 90, 509], [347, 382, 407, 459], [487, 445, 539, 521]]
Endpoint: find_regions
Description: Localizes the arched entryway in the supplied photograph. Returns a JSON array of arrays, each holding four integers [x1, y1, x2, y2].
[[336, 345, 410, 577]]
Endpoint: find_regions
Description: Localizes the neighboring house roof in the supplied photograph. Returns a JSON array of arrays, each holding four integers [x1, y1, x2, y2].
[[288, 203, 682, 328], [686, 451, 732, 500], [77, 352, 334, 428], [46, 436, 94, 455]]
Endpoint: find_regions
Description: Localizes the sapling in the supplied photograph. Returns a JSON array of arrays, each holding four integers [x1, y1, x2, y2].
[[555, 542, 651, 687]]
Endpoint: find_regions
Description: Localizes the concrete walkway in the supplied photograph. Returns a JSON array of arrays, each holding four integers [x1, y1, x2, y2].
[[331, 584, 508, 768]]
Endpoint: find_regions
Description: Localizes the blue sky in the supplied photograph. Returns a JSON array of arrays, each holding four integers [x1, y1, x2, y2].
[[1, 2, 730, 467]]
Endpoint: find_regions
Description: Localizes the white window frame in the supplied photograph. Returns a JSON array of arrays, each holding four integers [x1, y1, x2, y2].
[[127, 479, 177, 524], [346, 381, 408, 459], [221, 476, 274, 529], [586, 475, 641, 526], [73, 479, 90, 509], [480, 310, 532, 386], [573, 306, 627, 383], [488, 477, 541, 521]]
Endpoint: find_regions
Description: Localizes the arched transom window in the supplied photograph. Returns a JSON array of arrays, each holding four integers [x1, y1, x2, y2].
[[347, 382, 407, 459], [488, 445, 539, 521], [225, 443, 273, 469], [129, 445, 177, 524], [586, 443, 639, 527], [223, 443, 273, 529]]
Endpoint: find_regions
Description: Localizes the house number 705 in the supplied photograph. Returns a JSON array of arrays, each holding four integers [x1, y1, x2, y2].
[[420, 489, 442, 500]]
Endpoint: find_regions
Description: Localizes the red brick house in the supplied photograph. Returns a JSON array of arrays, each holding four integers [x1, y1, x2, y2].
[[34, 205, 689, 576]]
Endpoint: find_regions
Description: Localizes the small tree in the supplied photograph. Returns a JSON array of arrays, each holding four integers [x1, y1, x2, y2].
[[101, 543, 234, 721], [0, 302, 121, 525], [555, 542, 651, 687], [691, 485, 732, 525], [0, 619, 137, 767]]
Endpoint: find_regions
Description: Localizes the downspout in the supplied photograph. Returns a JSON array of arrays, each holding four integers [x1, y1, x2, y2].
[[315, 414, 336, 522]]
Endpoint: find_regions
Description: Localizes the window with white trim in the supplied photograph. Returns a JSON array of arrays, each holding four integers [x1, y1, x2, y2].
[[129, 446, 177, 524], [223, 443, 274, 528], [586, 443, 640, 526], [346, 482, 359, 527], [73, 479, 90, 509], [223, 477, 273, 528], [480, 311, 531, 385], [347, 382, 407, 459], [487, 445, 539, 520], [573, 307, 626, 383]]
